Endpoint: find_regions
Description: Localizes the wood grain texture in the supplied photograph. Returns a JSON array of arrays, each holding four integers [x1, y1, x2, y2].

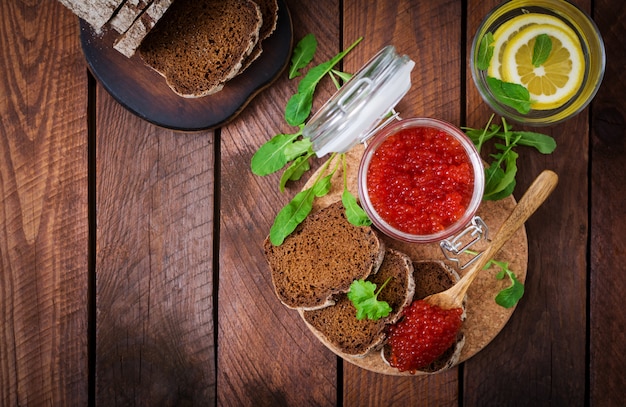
[[217, 1, 341, 405], [0, 1, 88, 405], [95, 89, 216, 404], [0, 0, 621, 405], [341, 1, 463, 405], [590, 0, 626, 405], [465, 1, 589, 405]]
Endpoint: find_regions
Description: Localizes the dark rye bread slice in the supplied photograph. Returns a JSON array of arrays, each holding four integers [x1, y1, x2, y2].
[[239, 0, 279, 72], [382, 260, 466, 373], [264, 201, 385, 310], [138, 0, 262, 97], [301, 248, 415, 356]]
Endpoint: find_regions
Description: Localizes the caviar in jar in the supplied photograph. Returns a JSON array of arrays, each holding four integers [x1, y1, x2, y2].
[[358, 118, 484, 243]]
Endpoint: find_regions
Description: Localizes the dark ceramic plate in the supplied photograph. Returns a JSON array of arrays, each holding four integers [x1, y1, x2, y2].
[[80, 0, 293, 131]]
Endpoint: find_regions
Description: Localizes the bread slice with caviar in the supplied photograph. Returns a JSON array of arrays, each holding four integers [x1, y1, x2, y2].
[[300, 248, 415, 356], [264, 201, 385, 310], [381, 260, 466, 373], [138, 0, 263, 97]]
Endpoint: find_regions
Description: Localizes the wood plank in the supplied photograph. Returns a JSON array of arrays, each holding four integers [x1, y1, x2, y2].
[[464, 0, 589, 404], [217, 0, 341, 405], [341, 0, 463, 405], [0, 1, 88, 405], [95, 89, 216, 404], [589, 0, 626, 404]]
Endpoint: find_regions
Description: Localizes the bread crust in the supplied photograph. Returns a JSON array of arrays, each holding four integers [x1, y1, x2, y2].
[[239, 0, 279, 72], [109, 0, 154, 34], [113, 0, 173, 58], [58, 0, 125, 33]]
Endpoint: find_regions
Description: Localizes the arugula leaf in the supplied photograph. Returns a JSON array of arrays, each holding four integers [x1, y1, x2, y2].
[[313, 174, 333, 197], [285, 89, 315, 126], [328, 70, 353, 89], [466, 253, 525, 308], [491, 260, 525, 308], [532, 34, 552, 67], [285, 37, 363, 126], [486, 76, 532, 114], [476, 32, 495, 70], [269, 187, 316, 246], [331, 69, 353, 82], [347, 279, 392, 320], [283, 137, 313, 161], [342, 189, 371, 226], [510, 131, 557, 154], [252, 34, 366, 245], [463, 115, 556, 201], [462, 114, 497, 153], [279, 154, 312, 192], [270, 155, 338, 245], [289, 33, 317, 79], [251, 132, 301, 176], [340, 154, 371, 226], [483, 149, 518, 201]]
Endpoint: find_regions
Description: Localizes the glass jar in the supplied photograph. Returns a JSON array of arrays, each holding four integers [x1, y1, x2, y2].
[[303, 46, 486, 248], [470, 0, 605, 125], [358, 118, 484, 243]]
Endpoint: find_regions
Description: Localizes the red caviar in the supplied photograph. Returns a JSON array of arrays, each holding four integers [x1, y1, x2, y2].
[[386, 299, 463, 373], [366, 126, 474, 235]]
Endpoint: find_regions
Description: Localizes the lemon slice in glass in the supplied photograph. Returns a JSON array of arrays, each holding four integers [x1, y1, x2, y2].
[[488, 13, 572, 80], [501, 23, 584, 110]]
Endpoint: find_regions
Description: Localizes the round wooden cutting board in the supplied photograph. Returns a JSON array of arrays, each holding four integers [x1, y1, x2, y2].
[[80, 0, 293, 132], [300, 145, 528, 376]]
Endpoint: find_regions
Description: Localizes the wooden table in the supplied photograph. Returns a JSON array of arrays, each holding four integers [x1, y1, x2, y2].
[[1, 0, 624, 405]]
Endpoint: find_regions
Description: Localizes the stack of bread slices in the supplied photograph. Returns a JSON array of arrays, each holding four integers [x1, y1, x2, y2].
[[264, 201, 466, 373], [59, 0, 278, 97]]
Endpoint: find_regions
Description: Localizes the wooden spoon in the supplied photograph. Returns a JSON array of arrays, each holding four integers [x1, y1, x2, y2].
[[424, 169, 559, 310]]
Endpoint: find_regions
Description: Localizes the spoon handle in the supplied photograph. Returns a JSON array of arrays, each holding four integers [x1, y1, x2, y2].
[[445, 169, 559, 308]]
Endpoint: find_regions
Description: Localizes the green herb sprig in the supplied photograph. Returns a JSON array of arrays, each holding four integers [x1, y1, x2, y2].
[[251, 35, 368, 246], [486, 77, 532, 115], [347, 278, 393, 320], [532, 34, 552, 67], [463, 114, 556, 201], [466, 250, 525, 308], [285, 37, 363, 126], [493, 260, 525, 308], [476, 31, 553, 114], [475, 32, 495, 70], [487, 259, 525, 308]]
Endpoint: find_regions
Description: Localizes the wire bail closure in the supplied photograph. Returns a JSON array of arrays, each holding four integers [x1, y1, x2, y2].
[[440, 216, 489, 269]]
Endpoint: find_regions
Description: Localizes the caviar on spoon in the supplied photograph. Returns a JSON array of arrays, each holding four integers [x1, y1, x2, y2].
[[386, 170, 558, 373]]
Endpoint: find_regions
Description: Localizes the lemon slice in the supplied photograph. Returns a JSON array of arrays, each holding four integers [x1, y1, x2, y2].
[[501, 23, 584, 110], [488, 13, 572, 80]]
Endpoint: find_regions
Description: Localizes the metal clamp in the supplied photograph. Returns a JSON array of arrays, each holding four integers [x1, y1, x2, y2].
[[361, 109, 401, 146], [440, 216, 489, 269]]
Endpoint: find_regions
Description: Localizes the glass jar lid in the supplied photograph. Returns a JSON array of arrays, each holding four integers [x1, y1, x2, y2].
[[303, 45, 415, 157]]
